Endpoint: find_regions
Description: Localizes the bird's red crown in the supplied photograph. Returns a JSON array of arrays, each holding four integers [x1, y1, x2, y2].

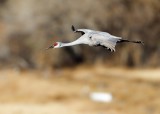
[[53, 42, 58, 46]]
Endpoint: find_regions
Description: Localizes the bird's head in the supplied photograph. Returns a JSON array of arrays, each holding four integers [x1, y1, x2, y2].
[[46, 42, 61, 50]]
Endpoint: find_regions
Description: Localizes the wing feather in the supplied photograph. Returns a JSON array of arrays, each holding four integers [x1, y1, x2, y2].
[[91, 33, 121, 52]]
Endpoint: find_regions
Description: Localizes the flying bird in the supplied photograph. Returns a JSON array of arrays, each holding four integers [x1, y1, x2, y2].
[[46, 26, 144, 52]]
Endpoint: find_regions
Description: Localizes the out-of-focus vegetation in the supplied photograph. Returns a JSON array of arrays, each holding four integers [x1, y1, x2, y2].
[[0, 0, 159, 69]]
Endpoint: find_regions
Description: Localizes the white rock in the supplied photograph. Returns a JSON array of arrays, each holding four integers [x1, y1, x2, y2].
[[90, 92, 112, 103]]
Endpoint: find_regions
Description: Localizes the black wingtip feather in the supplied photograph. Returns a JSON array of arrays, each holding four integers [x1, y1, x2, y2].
[[71, 25, 76, 32]]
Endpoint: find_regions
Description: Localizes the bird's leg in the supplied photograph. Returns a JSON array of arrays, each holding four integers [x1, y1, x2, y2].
[[117, 39, 144, 45]]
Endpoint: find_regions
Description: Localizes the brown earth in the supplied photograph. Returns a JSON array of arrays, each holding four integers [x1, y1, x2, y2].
[[0, 65, 159, 114]]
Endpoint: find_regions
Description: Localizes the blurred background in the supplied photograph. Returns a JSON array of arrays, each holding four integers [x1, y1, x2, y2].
[[0, 0, 160, 114]]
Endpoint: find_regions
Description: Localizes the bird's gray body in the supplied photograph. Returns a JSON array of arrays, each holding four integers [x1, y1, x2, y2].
[[75, 29, 122, 52]]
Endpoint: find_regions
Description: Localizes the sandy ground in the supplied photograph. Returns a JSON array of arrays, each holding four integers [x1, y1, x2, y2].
[[0, 65, 160, 114]]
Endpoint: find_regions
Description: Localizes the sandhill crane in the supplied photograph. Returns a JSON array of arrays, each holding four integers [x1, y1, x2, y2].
[[46, 26, 144, 52]]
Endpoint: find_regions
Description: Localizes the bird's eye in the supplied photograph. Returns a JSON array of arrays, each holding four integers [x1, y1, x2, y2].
[[53, 42, 58, 46]]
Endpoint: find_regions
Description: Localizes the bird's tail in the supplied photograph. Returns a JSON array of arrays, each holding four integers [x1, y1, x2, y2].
[[117, 39, 144, 45]]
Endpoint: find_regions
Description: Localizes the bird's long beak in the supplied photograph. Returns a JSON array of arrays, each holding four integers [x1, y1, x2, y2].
[[45, 45, 54, 50]]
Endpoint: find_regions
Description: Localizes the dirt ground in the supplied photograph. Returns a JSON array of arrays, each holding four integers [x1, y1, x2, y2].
[[0, 65, 160, 114]]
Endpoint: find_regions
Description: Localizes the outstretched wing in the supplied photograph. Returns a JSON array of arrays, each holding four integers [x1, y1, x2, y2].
[[91, 33, 121, 52], [71, 25, 85, 35]]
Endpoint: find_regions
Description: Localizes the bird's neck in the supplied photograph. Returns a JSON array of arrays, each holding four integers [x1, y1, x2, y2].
[[60, 38, 84, 47]]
